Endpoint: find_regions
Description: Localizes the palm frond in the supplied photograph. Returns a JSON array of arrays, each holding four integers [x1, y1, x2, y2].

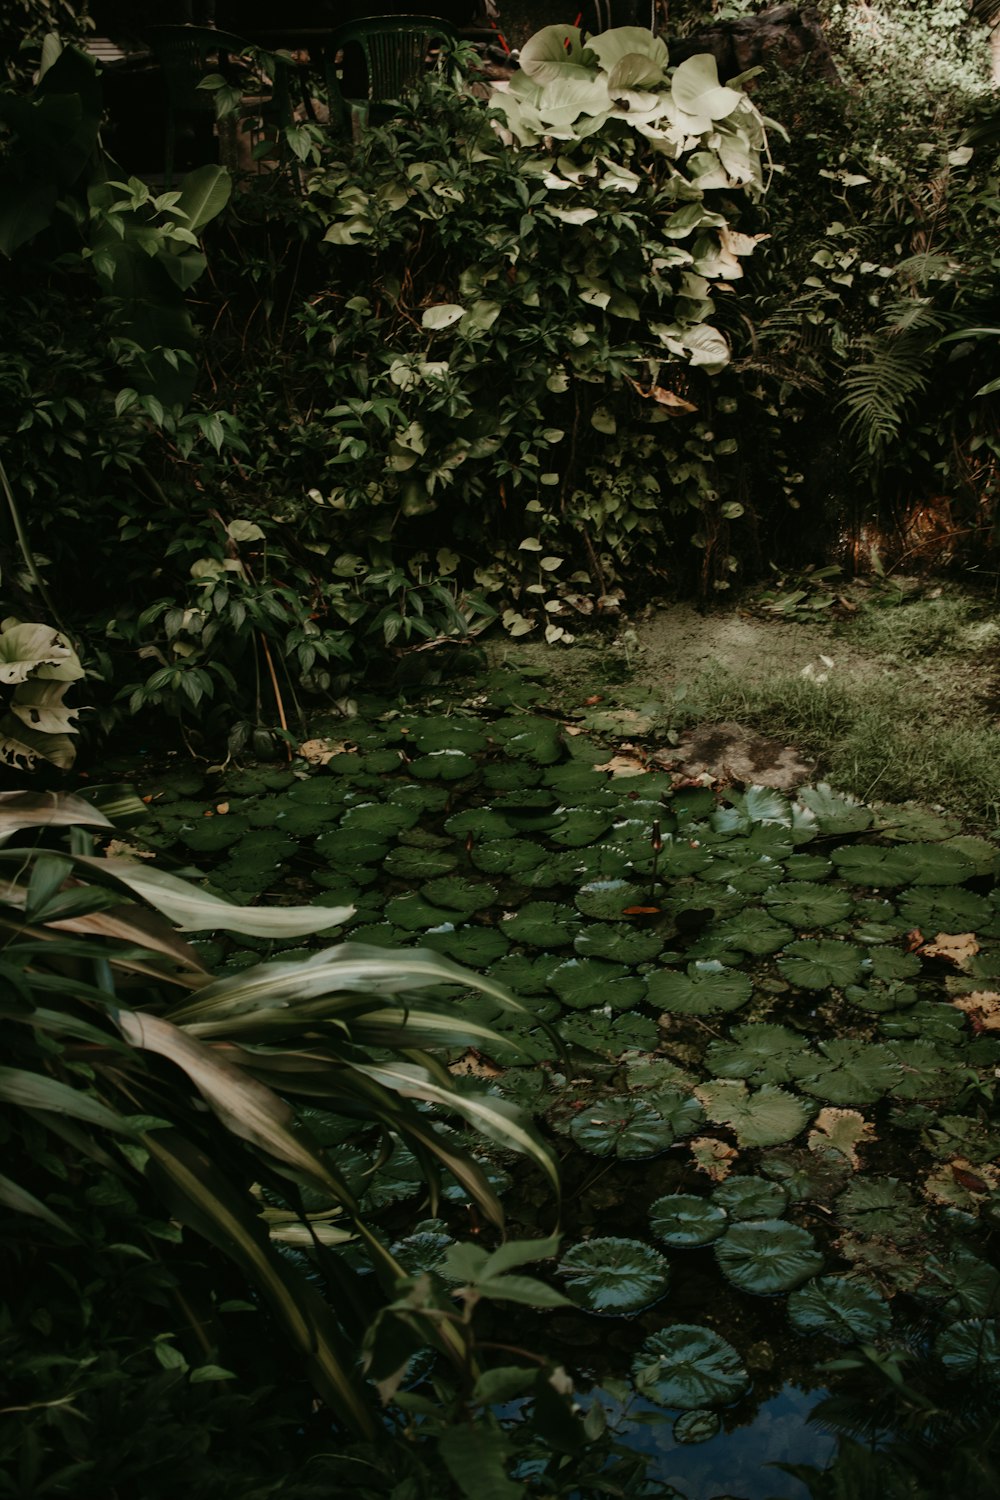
[[838, 330, 932, 458]]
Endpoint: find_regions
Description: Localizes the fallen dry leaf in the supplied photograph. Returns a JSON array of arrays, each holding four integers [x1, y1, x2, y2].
[[449, 1049, 504, 1079], [923, 1156, 1000, 1211], [808, 1107, 875, 1169], [689, 1136, 738, 1181], [920, 931, 980, 968], [298, 737, 356, 766], [594, 751, 648, 778], [103, 839, 156, 861], [951, 990, 1000, 1031]]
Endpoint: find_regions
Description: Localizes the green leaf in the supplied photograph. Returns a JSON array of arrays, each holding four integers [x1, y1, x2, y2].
[[439, 1423, 522, 1500], [715, 1219, 823, 1295], [935, 1319, 1000, 1381], [568, 1097, 679, 1159], [547, 958, 645, 1010], [836, 1177, 921, 1241], [796, 784, 873, 835], [705, 1024, 806, 1085], [778, 940, 864, 991], [764, 882, 853, 929], [789, 1039, 901, 1106], [175, 163, 231, 232], [671, 54, 743, 120], [559, 1236, 670, 1315], [647, 961, 753, 1016], [501, 901, 580, 947], [787, 1276, 891, 1344], [649, 1193, 727, 1248], [712, 1176, 787, 1221], [633, 1323, 750, 1409], [695, 1081, 813, 1148], [0, 1066, 133, 1133], [673, 1408, 721, 1444]]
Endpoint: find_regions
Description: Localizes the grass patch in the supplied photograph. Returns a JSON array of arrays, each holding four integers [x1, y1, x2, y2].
[[679, 665, 1000, 828], [843, 587, 1000, 661]]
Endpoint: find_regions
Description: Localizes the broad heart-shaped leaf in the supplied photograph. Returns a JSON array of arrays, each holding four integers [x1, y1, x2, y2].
[[796, 784, 873, 835], [419, 877, 497, 915], [649, 1193, 728, 1248], [558, 1236, 670, 1315], [0, 621, 84, 683], [558, 1008, 659, 1058], [586, 26, 669, 79], [647, 961, 753, 1016], [567, 1097, 679, 1158], [409, 748, 477, 780], [705, 1024, 807, 1086], [885, 1040, 969, 1101], [500, 901, 580, 947], [715, 1219, 823, 1296], [547, 958, 645, 1010], [176, 162, 232, 232], [835, 1177, 922, 1241], [778, 940, 864, 991], [898, 885, 992, 931], [518, 23, 595, 82], [935, 1319, 1000, 1381], [898, 841, 978, 886], [574, 922, 668, 963], [549, 806, 616, 848], [633, 1324, 750, 1410], [670, 53, 743, 120], [695, 1081, 813, 1148], [763, 881, 853, 929], [831, 845, 919, 888], [471, 839, 548, 877], [787, 1276, 891, 1344], [712, 1176, 787, 1222], [703, 910, 794, 956], [789, 1039, 901, 1107]]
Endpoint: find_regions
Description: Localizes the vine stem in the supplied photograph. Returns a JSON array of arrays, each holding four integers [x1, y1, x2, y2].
[[0, 453, 73, 640], [259, 629, 293, 761]]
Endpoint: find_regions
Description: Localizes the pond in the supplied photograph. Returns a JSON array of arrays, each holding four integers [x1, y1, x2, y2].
[[118, 662, 1000, 1495]]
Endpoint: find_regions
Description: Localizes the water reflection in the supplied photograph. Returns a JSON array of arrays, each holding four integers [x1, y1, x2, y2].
[[589, 1382, 834, 1500]]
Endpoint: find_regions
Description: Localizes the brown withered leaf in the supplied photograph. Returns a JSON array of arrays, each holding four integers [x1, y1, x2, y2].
[[951, 990, 1000, 1031], [920, 931, 979, 968], [689, 1136, 738, 1181], [923, 1156, 1000, 1212], [808, 1107, 875, 1170]]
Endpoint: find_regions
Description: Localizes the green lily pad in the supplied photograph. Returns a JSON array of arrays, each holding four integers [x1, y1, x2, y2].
[[901, 842, 978, 886], [275, 803, 342, 834], [879, 1001, 967, 1046], [787, 1276, 891, 1343], [178, 815, 249, 853], [549, 807, 617, 847], [559, 1010, 660, 1057], [715, 1219, 823, 1296], [789, 1039, 901, 1106], [673, 1409, 721, 1444], [547, 958, 646, 1011], [785, 853, 834, 881], [423, 926, 511, 968], [696, 1081, 813, 1148], [705, 910, 795, 956], [705, 1024, 807, 1086], [898, 886, 991, 931], [763, 882, 853, 929], [796, 784, 873, 835], [387, 781, 451, 813], [873, 804, 963, 842], [420, 877, 498, 914], [633, 1324, 750, 1410], [844, 979, 918, 1014], [568, 1098, 681, 1158], [647, 962, 753, 1016], [574, 879, 651, 921], [829, 846, 916, 888], [935, 1319, 1000, 1382], [471, 839, 548, 877], [778, 939, 864, 990], [655, 838, 715, 877], [495, 716, 565, 765], [574, 923, 668, 963], [314, 829, 391, 867], [487, 953, 558, 997], [864, 947, 921, 981], [484, 760, 542, 791], [698, 851, 784, 895], [712, 1176, 788, 1221], [522, 851, 593, 889], [445, 809, 518, 841], [559, 1237, 671, 1315], [384, 894, 465, 931], [885, 1040, 970, 1100], [836, 1177, 921, 1241], [501, 901, 580, 947], [340, 802, 420, 836], [409, 750, 478, 781], [411, 718, 487, 755], [383, 845, 459, 879], [649, 1194, 728, 1248]]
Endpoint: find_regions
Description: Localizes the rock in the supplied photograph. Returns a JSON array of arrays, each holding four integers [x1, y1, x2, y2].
[[668, 719, 814, 789]]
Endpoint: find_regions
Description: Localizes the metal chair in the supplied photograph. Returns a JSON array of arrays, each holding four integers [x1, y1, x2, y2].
[[322, 16, 458, 137]]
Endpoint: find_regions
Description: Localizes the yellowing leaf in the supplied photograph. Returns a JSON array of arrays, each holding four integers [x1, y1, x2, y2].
[[808, 1107, 875, 1169], [921, 932, 979, 968], [951, 991, 1000, 1031], [689, 1135, 738, 1181]]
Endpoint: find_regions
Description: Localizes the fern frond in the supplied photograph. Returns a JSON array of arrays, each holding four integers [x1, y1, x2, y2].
[[838, 331, 932, 457]]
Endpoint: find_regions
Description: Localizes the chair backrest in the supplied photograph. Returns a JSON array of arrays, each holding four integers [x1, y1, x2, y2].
[[145, 25, 255, 112], [328, 15, 457, 102]]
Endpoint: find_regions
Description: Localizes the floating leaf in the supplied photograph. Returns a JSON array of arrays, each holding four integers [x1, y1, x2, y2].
[[900, 888, 991, 932], [574, 922, 667, 963], [559, 1237, 670, 1315], [808, 1108, 874, 1169], [420, 877, 498, 914], [695, 1081, 813, 1148], [715, 1219, 823, 1295], [559, 1009, 659, 1057], [790, 1040, 900, 1106], [764, 882, 853, 929], [501, 901, 580, 947], [648, 961, 753, 1016], [673, 1409, 720, 1444], [471, 840, 548, 877], [796, 785, 872, 835], [568, 1098, 679, 1158], [836, 1177, 921, 1241], [778, 940, 864, 991], [649, 1193, 727, 1248], [632, 1324, 750, 1410], [831, 846, 916, 888], [787, 1276, 891, 1343], [574, 878, 650, 921], [712, 1176, 787, 1221], [705, 910, 794, 956], [705, 1024, 806, 1085], [547, 958, 645, 1011]]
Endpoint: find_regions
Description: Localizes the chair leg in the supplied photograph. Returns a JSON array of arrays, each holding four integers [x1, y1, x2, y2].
[[349, 100, 369, 142]]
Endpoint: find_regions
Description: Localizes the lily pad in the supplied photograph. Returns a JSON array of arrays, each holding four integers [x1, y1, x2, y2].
[[673, 1409, 721, 1444], [712, 1176, 788, 1221], [705, 910, 795, 956], [383, 845, 458, 879], [568, 1097, 680, 1158], [574, 922, 668, 963], [715, 1219, 823, 1296], [763, 882, 853, 929], [445, 809, 517, 840], [789, 1040, 901, 1106], [547, 958, 646, 1011], [471, 839, 548, 877], [632, 1324, 750, 1410], [559, 1009, 660, 1057], [647, 961, 753, 1016], [787, 1275, 891, 1343], [836, 1177, 922, 1241], [420, 877, 498, 914], [501, 901, 580, 947], [796, 784, 873, 835], [831, 845, 916, 888], [898, 886, 991, 931], [649, 1194, 728, 1248], [423, 926, 510, 968], [550, 807, 617, 847], [574, 878, 651, 921], [695, 1081, 813, 1148], [558, 1237, 671, 1315], [384, 894, 465, 932], [340, 801, 420, 836], [778, 940, 864, 991], [409, 750, 478, 781], [705, 1024, 807, 1086]]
